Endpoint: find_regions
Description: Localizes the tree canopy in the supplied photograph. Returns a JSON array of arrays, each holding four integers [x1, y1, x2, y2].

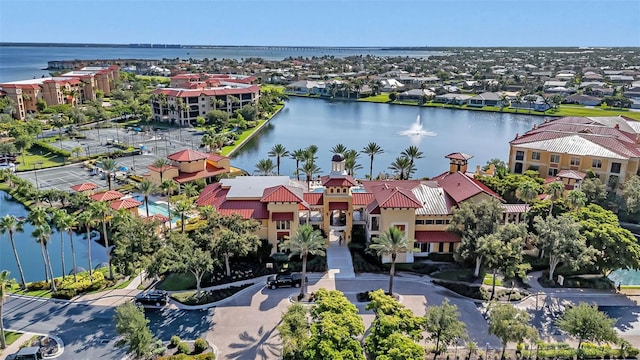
[[556, 303, 619, 356]]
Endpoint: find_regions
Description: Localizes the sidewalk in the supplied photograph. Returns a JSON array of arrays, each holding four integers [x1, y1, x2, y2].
[[325, 230, 355, 279], [1, 332, 34, 359]]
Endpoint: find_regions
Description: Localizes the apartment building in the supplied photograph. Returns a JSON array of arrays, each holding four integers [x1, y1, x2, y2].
[[149, 73, 260, 126], [509, 116, 640, 190]]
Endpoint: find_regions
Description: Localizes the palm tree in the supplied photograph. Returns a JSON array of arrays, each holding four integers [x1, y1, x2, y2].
[[90, 201, 114, 279], [268, 144, 289, 176], [0, 215, 26, 289], [361, 142, 384, 180], [402, 145, 424, 173], [516, 181, 539, 207], [343, 149, 362, 177], [153, 158, 171, 183], [135, 180, 158, 217], [389, 157, 413, 180], [330, 144, 347, 155], [0, 270, 14, 349], [173, 199, 193, 233], [61, 213, 79, 283], [304, 145, 319, 164], [51, 209, 69, 281], [280, 224, 326, 298], [77, 209, 97, 279], [545, 181, 565, 217], [182, 182, 199, 198], [32, 224, 56, 291], [255, 158, 276, 176], [369, 226, 411, 295], [300, 161, 321, 190], [161, 180, 178, 230], [290, 148, 306, 181], [100, 157, 117, 190], [566, 189, 587, 212]]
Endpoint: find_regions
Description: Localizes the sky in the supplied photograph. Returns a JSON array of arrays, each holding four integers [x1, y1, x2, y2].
[[1, 0, 639, 47]]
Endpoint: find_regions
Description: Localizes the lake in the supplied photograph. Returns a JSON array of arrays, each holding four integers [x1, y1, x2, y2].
[[0, 192, 107, 282]]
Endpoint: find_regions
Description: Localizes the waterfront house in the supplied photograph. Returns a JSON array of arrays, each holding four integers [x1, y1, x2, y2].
[[564, 94, 603, 106], [467, 92, 504, 107], [508, 116, 640, 191], [434, 93, 472, 105], [398, 89, 435, 102]]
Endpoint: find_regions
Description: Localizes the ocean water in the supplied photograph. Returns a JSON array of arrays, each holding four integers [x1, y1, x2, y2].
[[0, 45, 443, 83]]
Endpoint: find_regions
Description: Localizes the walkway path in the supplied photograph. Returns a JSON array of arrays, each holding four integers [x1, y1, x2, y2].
[[325, 229, 355, 279]]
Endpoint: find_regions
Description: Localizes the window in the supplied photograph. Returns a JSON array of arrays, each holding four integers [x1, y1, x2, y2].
[[425, 220, 435, 225], [438, 242, 445, 252], [275, 220, 290, 230], [611, 162, 621, 174], [515, 151, 524, 161], [514, 162, 523, 174], [550, 154, 560, 163], [531, 152, 541, 160], [414, 242, 429, 253], [435, 219, 446, 225], [371, 217, 379, 231], [343, 188, 347, 193], [570, 157, 581, 166], [592, 159, 602, 168], [415, 219, 425, 225], [548, 168, 558, 176]]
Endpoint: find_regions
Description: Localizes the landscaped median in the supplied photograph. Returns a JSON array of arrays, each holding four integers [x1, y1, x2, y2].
[[165, 275, 271, 309]]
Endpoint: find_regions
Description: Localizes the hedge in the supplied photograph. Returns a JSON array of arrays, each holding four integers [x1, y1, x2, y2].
[[33, 141, 71, 158]]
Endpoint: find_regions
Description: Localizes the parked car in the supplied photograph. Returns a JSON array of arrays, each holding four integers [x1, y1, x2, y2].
[[266, 273, 306, 289], [7, 346, 42, 360], [135, 289, 169, 307]]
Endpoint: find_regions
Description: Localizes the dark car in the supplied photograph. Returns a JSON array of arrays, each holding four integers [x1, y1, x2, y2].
[[135, 289, 169, 307], [266, 273, 306, 289]]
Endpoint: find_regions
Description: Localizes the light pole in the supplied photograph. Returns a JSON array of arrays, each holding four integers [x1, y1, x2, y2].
[[33, 161, 43, 190]]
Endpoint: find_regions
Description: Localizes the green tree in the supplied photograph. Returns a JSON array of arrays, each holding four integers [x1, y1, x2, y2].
[[330, 143, 347, 155], [424, 298, 467, 360], [0, 215, 26, 289], [99, 157, 117, 190], [32, 223, 56, 291], [299, 161, 321, 190], [135, 180, 158, 218], [545, 181, 565, 216], [402, 145, 424, 172], [369, 226, 412, 295], [581, 177, 607, 206], [622, 175, 640, 216], [533, 215, 596, 281], [182, 182, 199, 198], [516, 180, 540, 207], [114, 302, 155, 359], [361, 142, 384, 180], [90, 200, 114, 279], [487, 303, 538, 360], [111, 213, 162, 277], [280, 224, 326, 298], [152, 158, 172, 184], [255, 158, 276, 176], [556, 303, 619, 358], [290, 148, 306, 181], [268, 144, 289, 176], [13, 134, 33, 166], [389, 156, 413, 180], [0, 270, 15, 349], [51, 209, 70, 281], [566, 190, 587, 212], [202, 213, 260, 277], [343, 149, 362, 177], [449, 198, 504, 277], [172, 199, 193, 233], [161, 179, 178, 230], [279, 303, 309, 360]]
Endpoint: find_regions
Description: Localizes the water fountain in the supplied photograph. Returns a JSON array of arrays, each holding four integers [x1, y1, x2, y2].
[[398, 114, 437, 138]]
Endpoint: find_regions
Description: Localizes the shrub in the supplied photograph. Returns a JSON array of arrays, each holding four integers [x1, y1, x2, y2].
[[32, 141, 71, 158], [51, 289, 75, 299], [426, 253, 455, 262], [176, 341, 191, 355], [170, 336, 182, 348], [194, 338, 207, 354], [356, 291, 372, 302], [432, 280, 485, 300], [27, 280, 50, 291]]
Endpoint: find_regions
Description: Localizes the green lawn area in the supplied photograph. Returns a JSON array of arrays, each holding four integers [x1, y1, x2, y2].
[[260, 84, 285, 93], [621, 285, 640, 290], [431, 269, 474, 281], [16, 149, 65, 171], [483, 273, 503, 287], [135, 75, 170, 84], [359, 94, 390, 103], [3, 331, 23, 346], [156, 273, 196, 291]]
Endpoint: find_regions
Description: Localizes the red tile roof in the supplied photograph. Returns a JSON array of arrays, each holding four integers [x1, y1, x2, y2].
[[110, 198, 142, 210], [415, 231, 461, 243], [367, 183, 422, 209], [70, 182, 98, 192], [216, 200, 269, 219], [174, 164, 228, 184], [437, 172, 502, 204], [207, 153, 228, 162], [167, 149, 209, 162], [353, 193, 375, 206], [152, 85, 260, 98], [445, 152, 474, 161], [557, 169, 587, 180], [321, 176, 357, 187], [146, 164, 178, 172], [196, 183, 225, 207], [303, 193, 324, 206], [90, 190, 124, 202], [261, 185, 303, 203]]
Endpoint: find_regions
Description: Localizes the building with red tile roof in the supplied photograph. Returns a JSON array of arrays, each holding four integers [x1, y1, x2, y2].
[[194, 153, 528, 260], [509, 116, 640, 192], [90, 190, 124, 202], [70, 182, 98, 195], [145, 149, 233, 187], [109, 198, 142, 217], [149, 73, 260, 126]]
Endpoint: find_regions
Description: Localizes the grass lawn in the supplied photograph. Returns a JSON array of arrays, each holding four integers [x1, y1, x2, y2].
[[157, 273, 196, 291], [221, 119, 267, 156], [483, 274, 503, 287], [135, 75, 170, 84], [359, 94, 390, 103], [621, 285, 640, 290], [16, 150, 65, 171], [260, 84, 285, 93], [3, 331, 23, 347], [431, 269, 475, 281]]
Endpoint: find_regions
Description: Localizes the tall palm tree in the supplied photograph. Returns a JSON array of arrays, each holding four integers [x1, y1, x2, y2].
[[90, 201, 114, 279], [361, 142, 384, 180], [304, 145, 319, 164], [161, 180, 178, 230], [566, 189, 587, 212], [516, 181, 539, 207], [369, 226, 411, 295], [268, 144, 289, 176], [255, 158, 276, 176], [153, 158, 171, 183], [61, 213, 79, 283], [545, 181, 565, 217], [389, 157, 413, 180], [300, 161, 321, 190], [280, 224, 326, 298], [290, 148, 306, 181], [173, 199, 193, 233], [77, 209, 98, 279], [100, 157, 117, 190], [0, 270, 13, 349], [402, 145, 424, 174], [330, 144, 347, 155], [343, 149, 362, 177], [0, 215, 26, 289], [135, 179, 158, 218], [51, 209, 69, 281], [32, 224, 56, 291]]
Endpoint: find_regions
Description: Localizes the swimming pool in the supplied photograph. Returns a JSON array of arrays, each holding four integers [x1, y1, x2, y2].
[[136, 197, 180, 222]]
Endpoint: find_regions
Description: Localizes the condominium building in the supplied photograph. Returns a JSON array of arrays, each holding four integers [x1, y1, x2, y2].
[[0, 65, 119, 120], [509, 116, 640, 190], [149, 73, 260, 126]]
